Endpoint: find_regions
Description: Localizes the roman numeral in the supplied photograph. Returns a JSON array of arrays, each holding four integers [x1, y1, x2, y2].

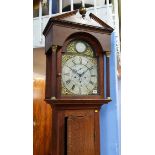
[[72, 60, 76, 65], [64, 73, 70, 76], [89, 81, 94, 85], [86, 85, 90, 90], [79, 57, 82, 64], [71, 85, 75, 90], [89, 66, 94, 70], [66, 79, 71, 85]]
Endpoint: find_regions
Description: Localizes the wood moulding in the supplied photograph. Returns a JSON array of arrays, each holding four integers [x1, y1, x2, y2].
[[45, 98, 112, 104]]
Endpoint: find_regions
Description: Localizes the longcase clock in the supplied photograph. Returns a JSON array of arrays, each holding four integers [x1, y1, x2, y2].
[[43, 8, 113, 155]]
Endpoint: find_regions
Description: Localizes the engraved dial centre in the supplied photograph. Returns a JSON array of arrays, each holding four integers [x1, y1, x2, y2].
[[62, 56, 97, 95]]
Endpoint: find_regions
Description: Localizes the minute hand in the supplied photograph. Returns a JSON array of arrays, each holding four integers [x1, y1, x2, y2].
[[67, 66, 78, 74], [80, 68, 90, 77]]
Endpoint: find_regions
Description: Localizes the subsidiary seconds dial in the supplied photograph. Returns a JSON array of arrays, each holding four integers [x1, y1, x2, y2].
[[62, 56, 98, 95]]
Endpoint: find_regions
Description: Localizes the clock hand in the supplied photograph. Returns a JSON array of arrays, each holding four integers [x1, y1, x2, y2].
[[77, 67, 82, 72], [79, 68, 89, 77], [71, 67, 83, 77], [67, 66, 78, 75]]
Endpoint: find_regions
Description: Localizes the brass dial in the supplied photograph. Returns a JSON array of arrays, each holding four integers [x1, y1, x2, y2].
[[62, 56, 98, 95], [61, 40, 98, 95]]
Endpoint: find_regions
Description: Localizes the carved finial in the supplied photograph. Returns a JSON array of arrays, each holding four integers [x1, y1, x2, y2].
[[79, 1, 86, 18]]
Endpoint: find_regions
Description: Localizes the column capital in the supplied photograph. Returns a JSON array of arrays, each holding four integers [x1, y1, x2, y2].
[[51, 45, 58, 53], [105, 51, 111, 57]]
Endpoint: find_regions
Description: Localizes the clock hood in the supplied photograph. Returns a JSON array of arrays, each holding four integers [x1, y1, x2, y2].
[[43, 9, 114, 36]]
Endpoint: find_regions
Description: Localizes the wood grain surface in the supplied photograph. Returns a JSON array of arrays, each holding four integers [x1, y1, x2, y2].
[[33, 79, 52, 155], [67, 113, 95, 155]]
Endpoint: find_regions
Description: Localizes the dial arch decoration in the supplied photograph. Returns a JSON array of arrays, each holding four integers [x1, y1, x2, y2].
[[62, 32, 104, 56]]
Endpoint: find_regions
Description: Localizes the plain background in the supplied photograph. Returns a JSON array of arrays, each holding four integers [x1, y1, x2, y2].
[[0, 0, 155, 155]]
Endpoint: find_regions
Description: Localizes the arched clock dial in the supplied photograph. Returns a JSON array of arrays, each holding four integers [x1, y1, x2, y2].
[[62, 56, 98, 95]]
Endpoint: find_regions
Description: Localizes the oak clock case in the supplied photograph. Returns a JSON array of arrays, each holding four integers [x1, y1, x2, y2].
[[43, 9, 113, 155]]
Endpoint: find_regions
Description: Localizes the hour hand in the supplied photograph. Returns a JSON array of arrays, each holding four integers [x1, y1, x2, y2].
[[73, 68, 83, 76], [72, 69, 77, 74], [80, 68, 89, 77], [67, 66, 78, 74], [72, 69, 81, 78]]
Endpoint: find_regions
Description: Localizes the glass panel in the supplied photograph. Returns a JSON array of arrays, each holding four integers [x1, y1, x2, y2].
[[33, 0, 39, 17], [105, 0, 112, 5], [62, 0, 94, 12], [42, 0, 49, 16], [61, 40, 98, 96], [52, 0, 59, 14]]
